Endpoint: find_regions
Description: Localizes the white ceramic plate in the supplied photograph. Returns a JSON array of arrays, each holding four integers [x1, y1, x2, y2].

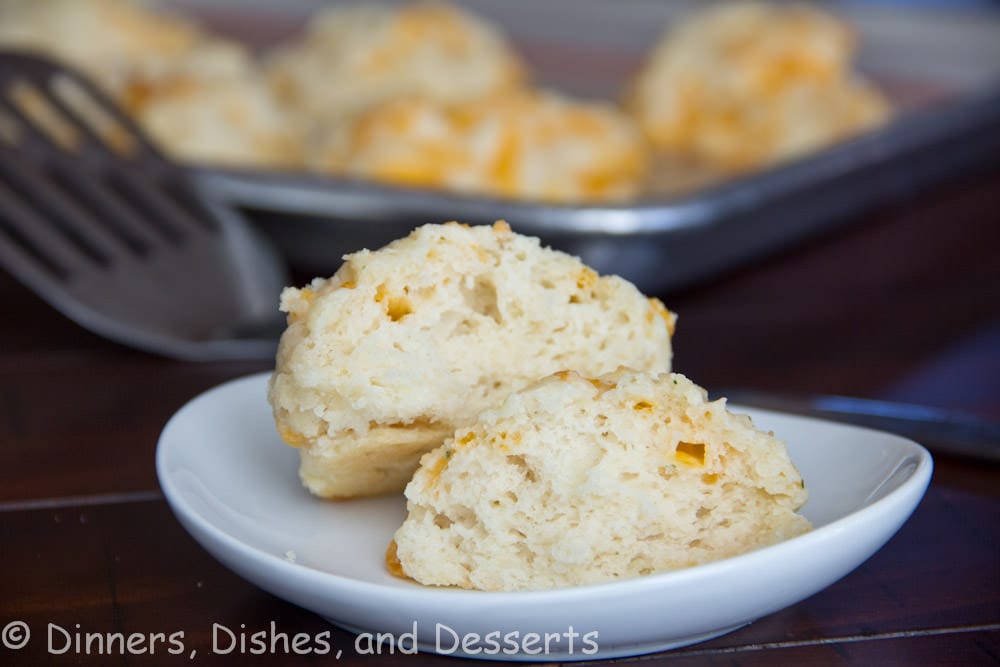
[[156, 373, 933, 661]]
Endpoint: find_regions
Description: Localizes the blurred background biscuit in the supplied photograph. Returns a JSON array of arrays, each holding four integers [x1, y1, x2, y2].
[[0, 0, 299, 168], [264, 2, 526, 130], [626, 1, 892, 172], [311, 89, 648, 203]]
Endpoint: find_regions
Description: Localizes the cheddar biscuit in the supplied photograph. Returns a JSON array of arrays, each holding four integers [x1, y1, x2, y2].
[[627, 1, 891, 171], [312, 90, 648, 203], [267, 222, 675, 498], [265, 2, 525, 127], [0, 0, 297, 168], [392, 369, 810, 591]]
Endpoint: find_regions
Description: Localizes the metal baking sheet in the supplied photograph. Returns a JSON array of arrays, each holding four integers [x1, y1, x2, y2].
[[177, 0, 1000, 293]]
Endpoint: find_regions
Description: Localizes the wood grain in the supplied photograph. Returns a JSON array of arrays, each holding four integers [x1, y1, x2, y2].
[[666, 162, 1000, 414]]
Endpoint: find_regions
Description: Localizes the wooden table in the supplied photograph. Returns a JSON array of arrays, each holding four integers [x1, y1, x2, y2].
[[1, 162, 998, 666]]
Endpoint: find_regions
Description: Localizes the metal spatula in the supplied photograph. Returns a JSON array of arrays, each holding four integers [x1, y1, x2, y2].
[[0, 52, 289, 361]]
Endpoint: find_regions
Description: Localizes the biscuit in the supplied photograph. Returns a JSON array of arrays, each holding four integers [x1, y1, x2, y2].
[[265, 2, 525, 128], [626, 1, 891, 171], [120, 44, 301, 168], [312, 89, 648, 203], [267, 222, 675, 498], [391, 369, 810, 591], [0, 0, 199, 92], [0, 0, 297, 168]]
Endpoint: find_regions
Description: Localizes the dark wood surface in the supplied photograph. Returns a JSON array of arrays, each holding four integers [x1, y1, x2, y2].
[[1, 161, 998, 666]]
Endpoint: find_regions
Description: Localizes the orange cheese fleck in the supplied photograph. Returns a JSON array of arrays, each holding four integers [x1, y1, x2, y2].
[[576, 268, 598, 290], [426, 451, 451, 480], [286, 287, 317, 322], [675, 442, 706, 467], [277, 426, 309, 448], [385, 540, 406, 578], [588, 378, 617, 393], [648, 298, 677, 336], [374, 284, 412, 321]]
